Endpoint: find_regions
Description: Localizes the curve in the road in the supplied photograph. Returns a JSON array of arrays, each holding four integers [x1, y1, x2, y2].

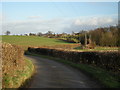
[[25, 55, 102, 88]]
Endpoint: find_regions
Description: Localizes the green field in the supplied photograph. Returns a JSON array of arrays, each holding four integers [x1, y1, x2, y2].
[[2, 35, 71, 47], [2, 35, 119, 51]]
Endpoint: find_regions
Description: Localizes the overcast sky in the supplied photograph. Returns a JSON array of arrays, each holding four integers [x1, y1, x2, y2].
[[0, 1, 118, 35]]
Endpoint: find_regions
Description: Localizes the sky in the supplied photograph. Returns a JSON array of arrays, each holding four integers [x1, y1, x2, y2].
[[0, 1, 118, 35]]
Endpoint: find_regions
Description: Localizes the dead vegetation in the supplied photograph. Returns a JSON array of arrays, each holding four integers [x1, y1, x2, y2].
[[2, 43, 34, 88]]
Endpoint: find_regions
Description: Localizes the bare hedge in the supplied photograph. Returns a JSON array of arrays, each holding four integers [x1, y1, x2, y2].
[[2, 43, 24, 74], [2, 43, 25, 88], [28, 47, 120, 72]]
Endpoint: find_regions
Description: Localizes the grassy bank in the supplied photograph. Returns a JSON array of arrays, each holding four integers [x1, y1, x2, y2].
[[25, 51, 120, 88], [2, 58, 34, 89]]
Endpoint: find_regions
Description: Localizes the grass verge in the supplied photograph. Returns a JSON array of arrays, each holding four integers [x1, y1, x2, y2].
[[25, 51, 120, 88], [74, 46, 118, 51], [2, 58, 34, 89]]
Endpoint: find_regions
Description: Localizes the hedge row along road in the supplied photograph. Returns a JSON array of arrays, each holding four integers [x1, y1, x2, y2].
[[26, 55, 102, 88], [2, 43, 34, 88]]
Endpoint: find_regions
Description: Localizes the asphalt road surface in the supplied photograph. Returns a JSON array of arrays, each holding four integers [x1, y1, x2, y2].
[[25, 55, 102, 88]]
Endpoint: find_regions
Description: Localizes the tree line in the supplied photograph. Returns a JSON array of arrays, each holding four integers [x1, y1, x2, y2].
[[5, 25, 119, 47], [58, 25, 119, 47]]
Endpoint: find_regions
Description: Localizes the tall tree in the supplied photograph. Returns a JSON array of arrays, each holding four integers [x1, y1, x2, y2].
[[5, 31, 10, 35]]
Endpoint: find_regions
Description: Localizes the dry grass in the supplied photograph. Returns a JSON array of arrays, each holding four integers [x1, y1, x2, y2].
[[2, 43, 34, 88]]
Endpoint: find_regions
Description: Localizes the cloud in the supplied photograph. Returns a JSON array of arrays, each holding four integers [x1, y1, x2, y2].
[[62, 16, 118, 33], [27, 16, 42, 19], [0, 14, 5, 23], [0, 14, 7, 35], [74, 16, 116, 26], [1, 15, 117, 35], [0, 15, 2, 21], [0, 13, 8, 24], [2, 18, 68, 34]]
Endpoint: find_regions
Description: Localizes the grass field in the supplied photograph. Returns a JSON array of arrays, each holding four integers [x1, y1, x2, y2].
[[2, 35, 72, 49], [2, 35, 119, 51]]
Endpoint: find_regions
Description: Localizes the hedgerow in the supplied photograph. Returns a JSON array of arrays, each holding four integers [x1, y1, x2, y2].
[[28, 47, 120, 72]]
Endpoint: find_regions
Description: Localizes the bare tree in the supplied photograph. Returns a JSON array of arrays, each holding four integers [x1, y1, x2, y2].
[[29, 33, 36, 36], [5, 31, 11, 35], [37, 32, 42, 36], [46, 31, 53, 35]]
